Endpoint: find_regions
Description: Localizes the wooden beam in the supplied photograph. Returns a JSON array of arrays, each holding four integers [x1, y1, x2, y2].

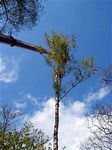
[[0, 34, 49, 54]]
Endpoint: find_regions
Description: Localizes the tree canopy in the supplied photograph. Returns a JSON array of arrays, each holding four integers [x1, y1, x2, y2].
[[81, 105, 112, 150], [44, 32, 97, 100], [0, 105, 48, 150], [0, 0, 44, 34], [101, 65, 112, 88]]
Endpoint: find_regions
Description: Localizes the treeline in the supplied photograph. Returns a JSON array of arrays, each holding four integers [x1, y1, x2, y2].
[[0, 106, 49, 150]]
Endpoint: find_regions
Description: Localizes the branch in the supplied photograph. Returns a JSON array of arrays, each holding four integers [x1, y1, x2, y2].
[[2, 0, 9, 20], [60, 67, 97, 100], [60, 79, 82, 100]]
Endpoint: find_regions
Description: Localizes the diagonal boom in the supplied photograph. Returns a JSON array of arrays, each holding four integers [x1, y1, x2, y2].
[[0, 34, 49, 54]]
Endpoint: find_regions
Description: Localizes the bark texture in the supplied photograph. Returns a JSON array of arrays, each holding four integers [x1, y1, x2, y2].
[[53, 97, 59, 150], [53, 75, 60, 150], [0, 34, 48, 54]]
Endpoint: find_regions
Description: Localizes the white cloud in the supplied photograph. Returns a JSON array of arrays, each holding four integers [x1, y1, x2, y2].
[[0, 57, 19, 83], [29, 98, 89, 150], [14, 94, 39, 109], [26, 94, 38, 105], [18, 85, 110, 149], [14, 101, 27, 109], [70, 101, 86, 115], [85, 87, 111, 102]]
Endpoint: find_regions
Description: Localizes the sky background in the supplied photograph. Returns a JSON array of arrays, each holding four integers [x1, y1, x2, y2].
[[0, 0, 112, 149]]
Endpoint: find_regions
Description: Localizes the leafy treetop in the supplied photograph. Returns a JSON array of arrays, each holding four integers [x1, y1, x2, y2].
[[42, 31, 98, 100]]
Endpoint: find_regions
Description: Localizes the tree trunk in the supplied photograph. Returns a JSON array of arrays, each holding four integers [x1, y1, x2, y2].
[[53, 75, 60, 150], [53, 96, 60, 150]]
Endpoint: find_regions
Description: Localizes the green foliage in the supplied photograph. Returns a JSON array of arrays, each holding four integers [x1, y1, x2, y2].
[[20, 122, 48, 150], [44, 32, 98, 98], [82, 56, 94, 67], [44, 31, 77, 80], [0, 106, 48, 150], [73, 56, 98, 81], [0, 0, 44, 34]]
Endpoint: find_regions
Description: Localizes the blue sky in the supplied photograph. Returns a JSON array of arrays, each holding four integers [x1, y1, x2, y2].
[[0, 0, 112, 149]]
